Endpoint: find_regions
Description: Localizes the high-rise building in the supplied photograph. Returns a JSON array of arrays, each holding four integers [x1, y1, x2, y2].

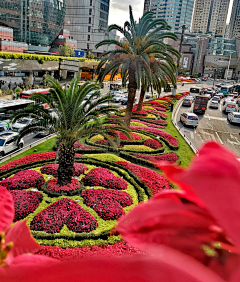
[[229, 0, 240, 38], [143, 0, 194, 32], [64, 0, 110, 56], [191, 0, 230, 36]]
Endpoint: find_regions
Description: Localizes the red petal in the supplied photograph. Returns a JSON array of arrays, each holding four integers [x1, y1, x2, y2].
[[0, 185, 14, 232], [5, 221, 40, 262], [0, 252, 225, 282], [160, 142, 240, 251]]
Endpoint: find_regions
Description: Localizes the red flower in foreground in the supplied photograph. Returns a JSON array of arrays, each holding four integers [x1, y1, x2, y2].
[[117, 142, 240, 281]]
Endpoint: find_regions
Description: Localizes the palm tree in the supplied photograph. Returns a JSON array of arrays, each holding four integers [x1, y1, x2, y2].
[[95, 6, 180, 127], [11, 76, 128, 186]]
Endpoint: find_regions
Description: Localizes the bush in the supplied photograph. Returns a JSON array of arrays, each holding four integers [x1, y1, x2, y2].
[[90, 134, 104, 143], [40, 163, 87, 177], [144, 139, 162, 149], [131, 119, 166, 129], [133, 153, 179, 164], [122, 145, 154, 152], [35, 85, 40, 89], [4, 87, 13, 96], [46, 178, 80, 193], [30, 198, 98, 233]]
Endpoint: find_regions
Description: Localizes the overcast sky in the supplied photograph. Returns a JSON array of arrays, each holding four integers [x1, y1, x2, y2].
[[109, 0, 234, 27]]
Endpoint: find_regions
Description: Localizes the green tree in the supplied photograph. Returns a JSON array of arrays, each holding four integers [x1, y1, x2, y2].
[[59, 43, 75, 57], [95, 6, 180, 126], [11, 76, 128, 187]]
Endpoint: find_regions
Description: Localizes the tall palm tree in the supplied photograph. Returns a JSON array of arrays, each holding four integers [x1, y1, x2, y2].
[[95, 6, 180, 127], [11, 76, 128, 186]]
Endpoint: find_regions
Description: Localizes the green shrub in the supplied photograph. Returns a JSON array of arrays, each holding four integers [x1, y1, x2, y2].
[[122, 145, 154, 152], [3, 88, 13, 96], [143, 106, 155, 110], [89, 134, 104, 143], [130, 122, 145, 127], [35, 85, 40, 89]]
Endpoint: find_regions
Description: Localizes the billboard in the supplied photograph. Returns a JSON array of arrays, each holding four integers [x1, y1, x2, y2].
[[74, 50, 85, 58], [182, 57, 189, 69], [225, 69, 233, 79]]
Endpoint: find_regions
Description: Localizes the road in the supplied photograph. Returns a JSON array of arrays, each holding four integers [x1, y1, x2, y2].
[[176, 97, 240, 156]]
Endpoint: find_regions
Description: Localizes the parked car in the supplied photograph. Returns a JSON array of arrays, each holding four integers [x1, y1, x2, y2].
[[112, 91, 124, 97], [223, 101, 237, 113], [0, 124, 10, 135], [11, 118, 35, 132], [96, 104, 109, 110], [121, 96, 128, 105], [227, 112, 240, 125], [182, 97, 193, 107], [113, 94, 125, 103], [209, 100, 219, 109], [0, 132, 24, 157], [180, 112, 199, 127]]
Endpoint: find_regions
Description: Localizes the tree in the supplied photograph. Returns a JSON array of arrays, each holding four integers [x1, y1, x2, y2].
[[59, 43, 75, 57], [95, 6, 180, 126], [11, 76, 128, 187]]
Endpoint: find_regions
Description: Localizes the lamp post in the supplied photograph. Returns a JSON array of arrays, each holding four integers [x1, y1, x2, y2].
[[225, 51, 234, 83], [176, 25, 188, 80], [92, 65, 95, 80]]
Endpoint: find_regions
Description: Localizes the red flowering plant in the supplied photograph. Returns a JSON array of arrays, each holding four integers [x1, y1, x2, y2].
[[73, 142, 96, 150], [144, 101, 169, 108], [46, 178, 80, 193], [81, 189, 133, 220], [117, 142, 240, 281], [133, 152, 179, 164], [30, 198, 98, 233], [83, 168, 128, 190], [131, 119, 166, 129], [1, 170, 45, 190], [151, 106, 167, 112], [10, 190, 43, 222], [146, 109, 167, 118], [143, 139, 162, 149], [40, 163, 87, 177]]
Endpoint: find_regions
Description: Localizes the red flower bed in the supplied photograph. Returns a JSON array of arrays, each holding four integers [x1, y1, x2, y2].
[[46, 178, 80, 193], [40, 163, 87, 177], [81, 189, 133, 220], [144, 119, 167, 125], [129, 126, 178, 146], [74, 142, 96, 150], [152, 107, 167, 112], [131, 119, 165, 129], [83, 168, 127, 190], [144, 102, 169, 108], [10, 190, 43, 222], [132, 110, 147, 114], [109, 131, 141, 141], [116, 161, 170, 195], [146, 110, 167, 118], [30, 198, 97, 233], [133, 153, 179, 164], [1, 170, 45, 190], [144, 139, 162, 149], [36, 241, 143, 260]]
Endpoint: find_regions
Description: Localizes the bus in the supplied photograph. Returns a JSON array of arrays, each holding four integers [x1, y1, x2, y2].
[[189, 86, 204, 97], [220, 85, 234, 96], [0, 99, 34, 126]]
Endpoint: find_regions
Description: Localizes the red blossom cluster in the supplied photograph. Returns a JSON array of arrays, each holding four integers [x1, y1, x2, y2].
[[0, 152, 57, 172], [10, 190, 43, 222], [1, 170, 45, 190], [74, 142, 96, 150], [144, 102, 169, 108], [145, 119, 167, 125], [83, 168, 128, 190], [129, 126, 178, 146], [132, 110, 147, 114], [151, 107, 167, 112], [154, 97, 172, 104], [46, 178, 80, 193], [95, 140, 111, 146], [40, 163, 87, 177], [30, 198, 98, 233], [144, 139, 162, 149], [36, 241, 143, 260], [116, 161, 170, 195], [81, 189, 133, 220], [133, 153, 179, 164], [131, 119, 165, 128], [109, 131, 141, 141], [146, 109, 167, 118]]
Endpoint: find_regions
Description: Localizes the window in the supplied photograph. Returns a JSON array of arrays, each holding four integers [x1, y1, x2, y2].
[[88, 35, 90, 41], [89, 18, 91, 24], [88, 26, 91, 32], [89, 9, 92, 15], [5, 138, 14, 145], [90, 0, 92, 6]]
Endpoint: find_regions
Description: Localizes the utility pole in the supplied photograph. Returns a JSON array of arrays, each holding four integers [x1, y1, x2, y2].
[[176, 25, 188, 80]]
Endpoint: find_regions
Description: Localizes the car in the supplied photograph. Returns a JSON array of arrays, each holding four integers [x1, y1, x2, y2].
[[206, 91, 214, 97], [227, 112, 240, 124], [212, 96, 221, 103], [0, 132, 24, 157], [84, 91, 98, 100], [121, 96, 128, 105], [233, 92, 239, 98], [237, 97, 240, 105], [205, 94, 212, 100], [180, 112, 199, 127], [209, 100, 219, 109], [215, 93, 224, 99], [112, 91, 124, 97], [223, 101, 237, 113], [11, 118, 35, 132], [227, 94, 234, 101], [113, 94, 125, 103], [182, 97, 193, 107], [96, 103, 109, 110]]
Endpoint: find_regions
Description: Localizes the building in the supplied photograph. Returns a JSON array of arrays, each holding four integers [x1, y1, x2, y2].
[[49, 29, 77, 54], [143, 0, 151, 13], [229, 0, 240, 39], [191, 0, 230, 37], [0, 0, 66, 52], [64, 0, 110, 56], [144, 0, 195, 32]]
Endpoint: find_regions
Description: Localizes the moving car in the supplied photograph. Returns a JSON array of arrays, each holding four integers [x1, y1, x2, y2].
[[0, 132, 24, 157], [205, 93, 212, 100], [182, 97, 193, 107], [227, 112, 240, 125], [193, 95, 208, 114], [209, 100, 219, 109], [11, 118, 35, 132], [180, 112, 199, 127], [233, 92, 239, 98], [227, 94, 234, 101], [223, 101, 237, 113]]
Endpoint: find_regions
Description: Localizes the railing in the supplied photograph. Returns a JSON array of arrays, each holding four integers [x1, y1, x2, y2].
[[171, 98, 199, 155], [0, 134, 56, 164]]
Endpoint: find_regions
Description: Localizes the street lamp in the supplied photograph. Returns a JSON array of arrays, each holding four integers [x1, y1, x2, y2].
[[225, 50, 235, 83], [176, 25, 188, 80], [92, 65, 95, 80]]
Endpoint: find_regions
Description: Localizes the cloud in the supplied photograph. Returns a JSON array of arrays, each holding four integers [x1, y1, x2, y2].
[[109, 0, 144, 26]]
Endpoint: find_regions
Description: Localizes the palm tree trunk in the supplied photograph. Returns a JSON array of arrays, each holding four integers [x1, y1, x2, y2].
[[57, 143, 75, 186], [124, 64, 137, 128], [137, 87, 145, 111]]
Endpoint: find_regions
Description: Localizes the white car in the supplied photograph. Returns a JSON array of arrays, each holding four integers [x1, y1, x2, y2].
[[228, 112, 240, 125], [223, 101, 237, 113], [180, 112, 199, 127], [233, 92, 239, 98], [209, 100, 219, 109], [0, 132, 24, 157], [11, 118, 35, 132], [113, 94, 125, 103]]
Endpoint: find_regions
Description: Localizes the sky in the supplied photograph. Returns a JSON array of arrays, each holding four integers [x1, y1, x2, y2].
[[109, 0, 234, 27]]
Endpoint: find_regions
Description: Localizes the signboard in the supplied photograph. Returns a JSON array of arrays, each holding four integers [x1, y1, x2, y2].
[[182, 57, 189, 69], [225, 69, 233, 79], [74, 50, 85, 58]]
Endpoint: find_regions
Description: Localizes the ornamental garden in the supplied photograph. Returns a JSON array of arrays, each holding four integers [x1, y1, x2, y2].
[[0, 92, 194, 258]]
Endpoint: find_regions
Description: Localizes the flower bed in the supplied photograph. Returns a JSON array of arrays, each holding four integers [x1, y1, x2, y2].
[[40, 163, 87, 177], [81, 189, 133, 220], [116, 161, 170, 195], [144, 101, 169, 108], [74, 142, 96, 150], [1, 170, 45, 190], [46, 178, 80, 193], [10, 190, 43, 222], [133, 153, 179, 164], [131, 119, 165, 129], [122, 145, 154, 152], [83, 168, 128, 190], [146, 109, 167, 118], [109, 131, 141, 141], [30, 198, 98, 234], [144, 139, 162, 149], [138, 119, 167, 126], [151, 106, 167, 112]]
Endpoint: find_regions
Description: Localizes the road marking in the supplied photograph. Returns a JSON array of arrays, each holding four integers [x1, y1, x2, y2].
[[204, 116, 227, 121], [206, 122, 213, 130], [190, 132, 194, 139], [220, 103, 222, 111], [215, 132, 224, 144], [227, 138, 240, 146]]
